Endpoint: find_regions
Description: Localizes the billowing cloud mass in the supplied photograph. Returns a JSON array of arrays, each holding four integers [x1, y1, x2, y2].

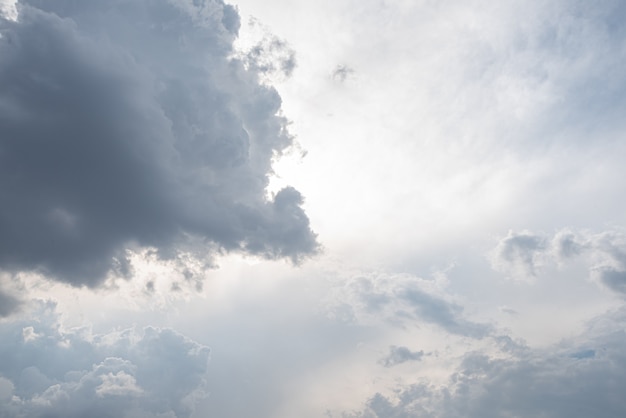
[[0, 0, 317, 286], [0, 303, 210, 418], [346, 307, 626, 418]]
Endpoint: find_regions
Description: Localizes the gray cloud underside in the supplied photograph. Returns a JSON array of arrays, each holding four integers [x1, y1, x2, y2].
[[0, 0, 317, 286]]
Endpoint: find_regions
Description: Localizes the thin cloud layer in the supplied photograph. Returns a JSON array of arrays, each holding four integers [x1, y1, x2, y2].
[[0, 0, 317, 286]]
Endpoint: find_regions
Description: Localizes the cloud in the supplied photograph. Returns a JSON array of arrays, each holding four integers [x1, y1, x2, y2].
[[325, 273, 490, 338], [0, 0, 16, 20], [344, 307, 626, 418], [0, 0, 317, 286], [593, 267, 626, 296], [438, 0, 626, 149], [490, 228, 626, 296], [235, 17, 297, 83], [331, 65, 354, 83], [380, 345, 424, 368], [0, 289, 21, 317], [489, 230, 547, 279], [0, 302, 210, 418], [552, 229, 587, 260]]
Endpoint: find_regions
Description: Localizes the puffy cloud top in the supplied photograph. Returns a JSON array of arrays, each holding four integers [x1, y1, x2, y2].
[[0, 304, 210, 418], [0, 0, 318, 286]]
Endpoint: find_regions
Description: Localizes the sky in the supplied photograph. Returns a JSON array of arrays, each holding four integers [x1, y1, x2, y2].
[[1, 0, 626, 417]]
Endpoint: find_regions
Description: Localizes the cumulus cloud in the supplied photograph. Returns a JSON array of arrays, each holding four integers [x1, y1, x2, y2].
[[490, 228, 626, 296], [344, 306, 626, 418], [0, 302, 210, 418], [0, 0, 317, 286]]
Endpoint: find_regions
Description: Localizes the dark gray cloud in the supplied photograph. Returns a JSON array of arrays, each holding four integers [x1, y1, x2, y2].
[[346, 307, 626, 418], [0, 302, 210, 418], [0, 0, 317, 286], [380, 345, 424, 368]]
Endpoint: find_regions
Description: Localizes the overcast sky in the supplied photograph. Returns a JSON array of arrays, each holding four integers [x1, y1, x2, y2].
[[1, 0, 626, 417]]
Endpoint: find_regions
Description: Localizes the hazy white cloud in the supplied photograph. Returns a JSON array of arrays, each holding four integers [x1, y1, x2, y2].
[[0, 0, 317, 286]]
